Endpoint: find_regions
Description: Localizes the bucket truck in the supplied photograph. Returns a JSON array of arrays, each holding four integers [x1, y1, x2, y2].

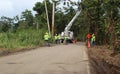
[[61, 10, 81, 43]]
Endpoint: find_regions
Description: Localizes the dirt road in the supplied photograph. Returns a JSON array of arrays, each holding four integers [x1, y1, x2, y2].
[[0, 43, 90, 74]]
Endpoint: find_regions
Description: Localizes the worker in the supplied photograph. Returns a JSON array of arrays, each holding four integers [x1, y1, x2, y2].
[[44, 32, 50, 46], [86, 33, 91, 40], [91, 33, 96, 46], [64, 35, 68, 45], [86, 33, 91, 48], [61, 32, 64, 43], [54, 34, 58, 44], [57, 34, 61, 44]]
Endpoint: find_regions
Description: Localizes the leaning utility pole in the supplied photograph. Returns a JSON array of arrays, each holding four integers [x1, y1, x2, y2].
[[45, 0, 50, 35]]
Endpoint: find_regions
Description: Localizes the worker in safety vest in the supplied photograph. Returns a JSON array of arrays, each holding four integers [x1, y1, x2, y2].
[[86, 33, 91, 40], [57, 34, 61, 44], [91, 33, 96, 46], [54, 34, 58, 44], [64, 35, 68, 44], [86, 33, 91, 47], [44, 32, 50, 46]]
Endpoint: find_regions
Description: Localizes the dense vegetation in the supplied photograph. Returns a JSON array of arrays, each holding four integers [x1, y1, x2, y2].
[[80, 0, 120, 52], [0, 0, 120, 52], [0, 29, 45, 49]]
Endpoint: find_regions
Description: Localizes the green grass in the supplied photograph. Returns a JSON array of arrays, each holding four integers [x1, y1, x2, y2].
[[0, 29, 46, 50]]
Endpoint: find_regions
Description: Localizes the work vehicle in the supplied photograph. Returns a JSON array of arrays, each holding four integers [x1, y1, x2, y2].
[[61, 10, 81, 43]]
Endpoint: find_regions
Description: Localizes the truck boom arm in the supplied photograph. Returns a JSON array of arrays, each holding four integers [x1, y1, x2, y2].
[[64, 10, 81, 37], [64, 10, 81, 32]]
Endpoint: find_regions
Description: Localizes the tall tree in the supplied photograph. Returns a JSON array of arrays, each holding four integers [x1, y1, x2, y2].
[[103, 0, 120, 51], [20, 9, 34, 28], [80, 0, 120, 51], [0, 16, 15, 32], [33, 0, 52, 30]]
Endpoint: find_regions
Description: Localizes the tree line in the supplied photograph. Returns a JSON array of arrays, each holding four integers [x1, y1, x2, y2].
[[80, 0, 120, 52], [0, 0, 120, 52]]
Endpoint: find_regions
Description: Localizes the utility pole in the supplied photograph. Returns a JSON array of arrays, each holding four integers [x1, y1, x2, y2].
[[52, 1, 55, 37], [45, 0, 51, 35]]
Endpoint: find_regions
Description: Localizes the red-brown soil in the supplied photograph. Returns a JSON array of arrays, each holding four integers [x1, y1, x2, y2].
[[88, 46, 120, 74]]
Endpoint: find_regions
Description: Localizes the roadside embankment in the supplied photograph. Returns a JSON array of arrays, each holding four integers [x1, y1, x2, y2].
[[88, 46, 120, 74]]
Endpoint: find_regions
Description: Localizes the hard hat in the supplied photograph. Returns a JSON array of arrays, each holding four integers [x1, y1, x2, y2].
[[45, 32, 48, 34]]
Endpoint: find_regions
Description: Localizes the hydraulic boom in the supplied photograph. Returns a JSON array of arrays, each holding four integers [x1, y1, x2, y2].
[[63, 10, 81, 41]]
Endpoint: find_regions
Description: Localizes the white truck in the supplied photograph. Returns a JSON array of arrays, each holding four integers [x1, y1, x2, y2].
[[61, 10, 81, 43]]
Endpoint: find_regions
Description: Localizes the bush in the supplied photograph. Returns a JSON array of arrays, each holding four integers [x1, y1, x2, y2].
[[0, 29, 46, 49]]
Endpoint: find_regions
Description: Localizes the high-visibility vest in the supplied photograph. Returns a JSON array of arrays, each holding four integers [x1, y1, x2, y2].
[[64, 36, 68, 40], [57, 35, 61, 40], [44, 34, 49, 40], [54, 35, 58, 40], [91, 34, 95, 41]]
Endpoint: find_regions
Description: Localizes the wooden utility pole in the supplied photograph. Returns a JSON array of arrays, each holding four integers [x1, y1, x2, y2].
[[52, 2, 55, 36], [45, 0, 51, 35]]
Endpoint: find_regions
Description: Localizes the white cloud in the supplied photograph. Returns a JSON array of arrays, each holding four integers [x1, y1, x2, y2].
[[0, 0, 79, 18], [0, 0, 43, 17]]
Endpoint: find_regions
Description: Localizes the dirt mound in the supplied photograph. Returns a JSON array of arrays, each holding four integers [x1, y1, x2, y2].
[[88, 46, 120, 74]]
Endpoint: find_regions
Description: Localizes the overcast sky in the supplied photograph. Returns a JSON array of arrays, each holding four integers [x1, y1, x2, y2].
[[0, 0, 80, 18], [0, 0, 43, 18]]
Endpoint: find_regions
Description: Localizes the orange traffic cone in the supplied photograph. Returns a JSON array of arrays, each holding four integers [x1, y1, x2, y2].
[[87, 41, 90, 48], [74, 39, 77, 44]]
